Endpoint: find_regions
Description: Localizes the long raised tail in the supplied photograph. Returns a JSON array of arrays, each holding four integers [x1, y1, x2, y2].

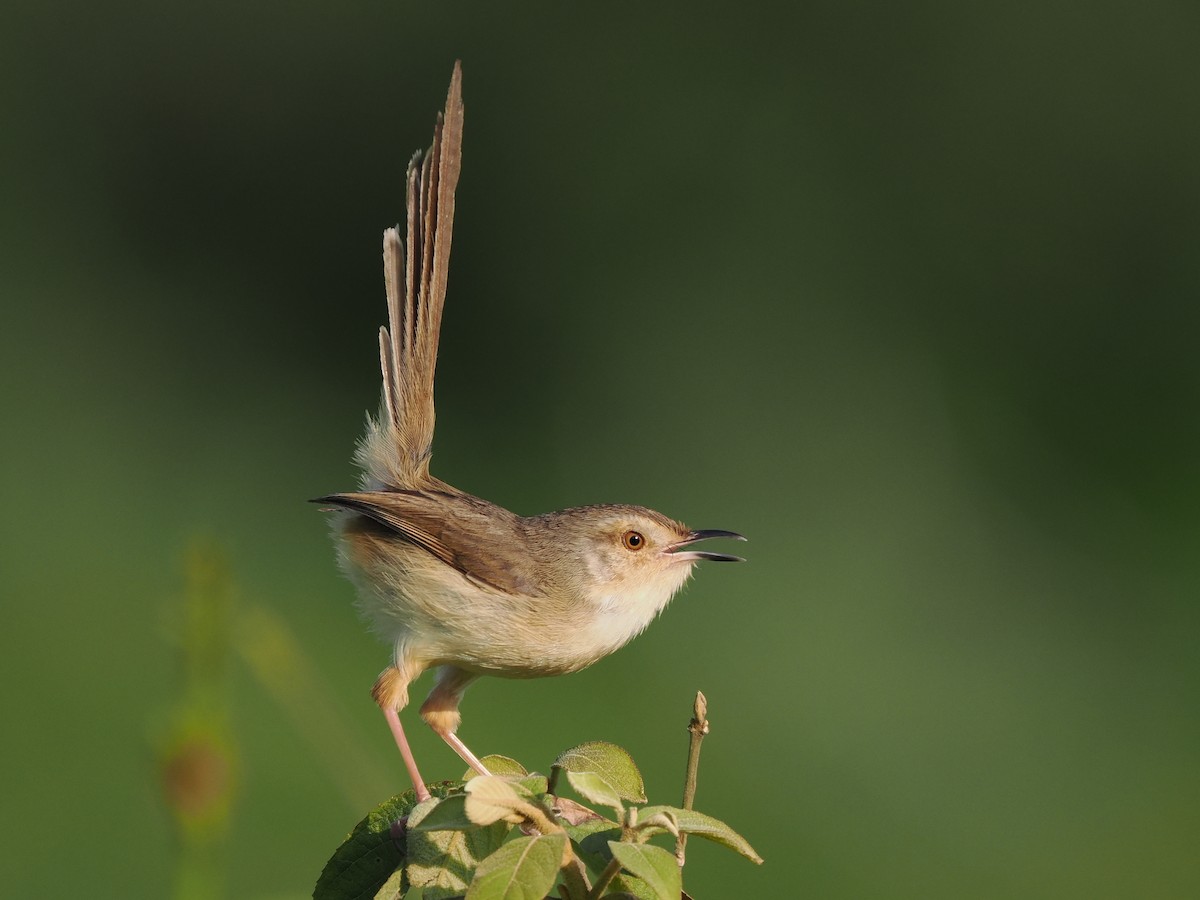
[[357, 61, 464, 490]]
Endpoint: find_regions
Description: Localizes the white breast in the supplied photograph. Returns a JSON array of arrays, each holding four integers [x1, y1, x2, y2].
[[584, 562, 695, 657]]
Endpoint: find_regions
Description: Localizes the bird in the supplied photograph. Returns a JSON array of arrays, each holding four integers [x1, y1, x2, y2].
[[314, 62, 745, 803]]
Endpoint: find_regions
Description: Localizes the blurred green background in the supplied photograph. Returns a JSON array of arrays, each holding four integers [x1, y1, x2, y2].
[[3, 1, 1198, 897]]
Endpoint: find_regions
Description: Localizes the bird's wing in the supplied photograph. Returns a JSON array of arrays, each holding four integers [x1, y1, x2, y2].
[[314, 489, 545, 598], [357, 62, 464, 489]]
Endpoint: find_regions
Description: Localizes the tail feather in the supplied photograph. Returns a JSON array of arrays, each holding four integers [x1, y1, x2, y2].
[[357, 62, 464, 489]]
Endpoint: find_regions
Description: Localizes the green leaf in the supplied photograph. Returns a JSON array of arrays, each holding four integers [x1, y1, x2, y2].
[[463, 776, 528, 826], [552, 742, 646, 803], [514, 773, 549, 796], [564, 770, 623, 811], [637, 805, 763, 864], [374, 867, 406, 899], [409, 794, 474, 832], [461, 758, 547, 798], [607, 843, 680, 900], [407, 796, 508, 899], [609, 875, 657, 900], [565, 818, 619, 843], [313, 788, 424, 900], [635, 812, 678, 839], [568, 824, 621, 879], [463, 754, 528, 780], [559, 809, 618, 875], [465, 832, 566, 900]]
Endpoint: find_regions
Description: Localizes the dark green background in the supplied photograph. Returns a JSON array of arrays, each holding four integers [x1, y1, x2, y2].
[[3, 2, 1197, 897]]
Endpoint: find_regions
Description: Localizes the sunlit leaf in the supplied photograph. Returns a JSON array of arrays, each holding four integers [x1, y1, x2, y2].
[[409, 794, 473, 832], [463, 777, 527, 826], [374, 866, 405, 899], [552, 742, 646, 803], [564, 770, 623, 811], [607, 842, 680, 900], [635, 811, 679, 839], [514, 774, 548, 796], [460, 758, 547, 799], [609, 875, 656, 900], [407, 796, 507, 899], [637, 805, 762, 864], [465, 832, 566, 900], [463, 755, 528, 781]]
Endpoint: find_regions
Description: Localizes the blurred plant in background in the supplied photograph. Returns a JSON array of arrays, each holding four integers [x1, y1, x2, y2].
[[157, 544, 393, 899], [236, 603, 390, 812], [156, 543, 238, 900]]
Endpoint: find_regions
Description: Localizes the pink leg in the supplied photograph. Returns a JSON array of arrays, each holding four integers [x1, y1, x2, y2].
[[383, 706, 431, 803], [419, 665, 492, 778], [441, 731, 493, 777]]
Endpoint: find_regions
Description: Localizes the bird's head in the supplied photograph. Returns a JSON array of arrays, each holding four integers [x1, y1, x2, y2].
[[544, 505, 745, 622]]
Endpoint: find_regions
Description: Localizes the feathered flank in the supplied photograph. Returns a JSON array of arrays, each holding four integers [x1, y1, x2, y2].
[[357, 61, 464, 490]]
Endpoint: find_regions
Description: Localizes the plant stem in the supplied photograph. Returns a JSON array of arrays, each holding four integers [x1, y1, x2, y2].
[[675, 690, 709, 867], [588, 856, 624, 899]]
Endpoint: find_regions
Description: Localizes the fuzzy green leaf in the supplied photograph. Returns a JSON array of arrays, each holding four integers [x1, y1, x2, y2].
[[461, 758, 547, 798], [564, 770, 623, 811], [463, 755, 528, 781], [635, 812, 679, 839], [463, 777, 527, 826], [465, 832, 566, 900], [551, 742, 646, 803], [637, 805, 763, 864], [407, 796, 507, 899], [514, 774, 549, 796], [374, 867, 405, 899], [409, 795, 474, 832], [567, 824, 621, 879], [609, 875, 657, 900], [565, 819, 619, 843], [313, 788, 425, 900], [607, 843, 680, 900]]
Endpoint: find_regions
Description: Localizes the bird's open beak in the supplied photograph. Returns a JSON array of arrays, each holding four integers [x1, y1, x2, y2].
[[667, 529, 747, 563]]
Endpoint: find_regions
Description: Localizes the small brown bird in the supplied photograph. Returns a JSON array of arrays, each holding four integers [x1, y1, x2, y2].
[[315, 62, 744, 802]]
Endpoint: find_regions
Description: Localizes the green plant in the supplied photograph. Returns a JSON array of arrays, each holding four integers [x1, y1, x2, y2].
[[314, 695, 761, 899], [156, 543, 239, 900]]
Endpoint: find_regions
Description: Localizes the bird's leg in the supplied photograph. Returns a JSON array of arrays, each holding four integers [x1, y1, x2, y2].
[[383, 707, 429, 803], [420, 665, 491, 777], [373, 666, 431, 803], [442, 731, 491, 777]]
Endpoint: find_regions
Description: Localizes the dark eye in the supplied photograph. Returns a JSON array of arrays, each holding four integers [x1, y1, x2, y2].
[[622, 530, 645, 551]]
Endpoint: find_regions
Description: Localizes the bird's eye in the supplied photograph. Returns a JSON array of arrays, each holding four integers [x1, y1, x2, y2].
[[622, 530, 645, 551]]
